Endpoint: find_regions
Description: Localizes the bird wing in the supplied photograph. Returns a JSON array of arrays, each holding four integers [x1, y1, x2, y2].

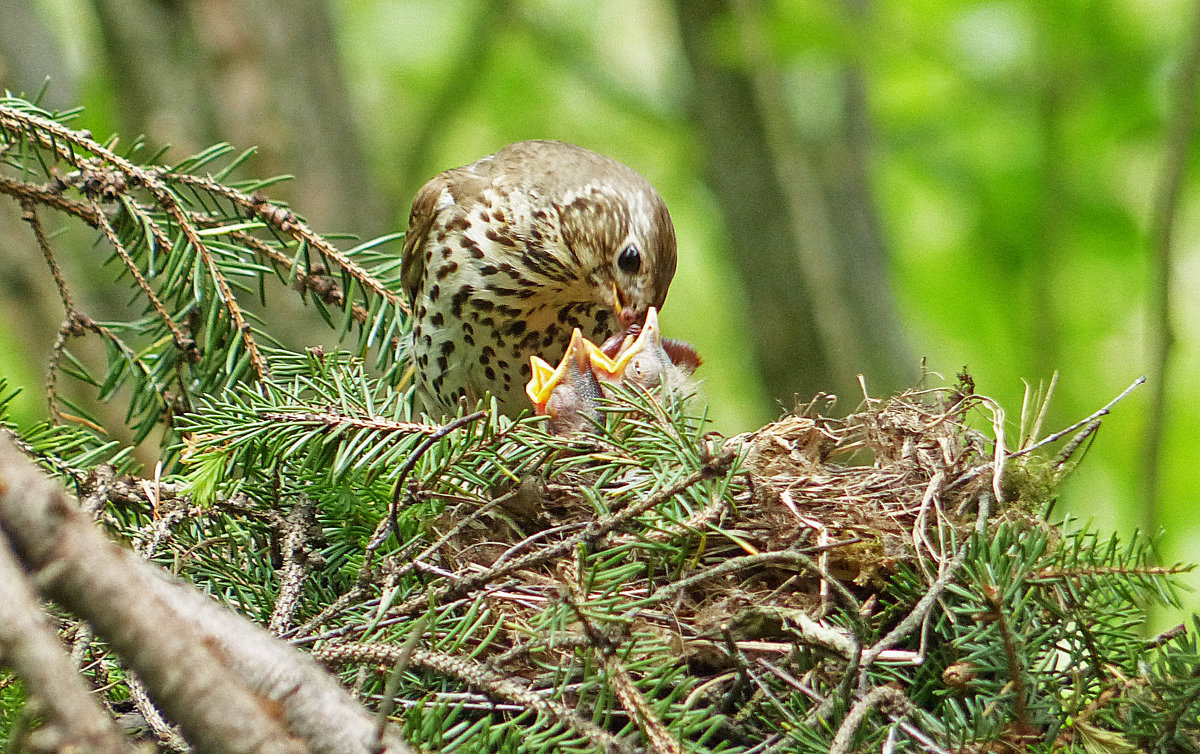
[[400, 173, 450, 300], [401, 163, 493, 300]]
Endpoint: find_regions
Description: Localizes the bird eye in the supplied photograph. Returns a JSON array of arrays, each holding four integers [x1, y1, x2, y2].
[[617, 244, 641, 274]]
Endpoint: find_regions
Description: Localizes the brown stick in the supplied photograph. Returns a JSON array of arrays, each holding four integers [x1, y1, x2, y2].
[[0, 529, 134, 754], [0, 434, 414, 754]]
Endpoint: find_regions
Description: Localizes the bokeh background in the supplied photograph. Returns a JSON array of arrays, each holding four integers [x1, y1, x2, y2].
[[1, 0, 1197, 625]]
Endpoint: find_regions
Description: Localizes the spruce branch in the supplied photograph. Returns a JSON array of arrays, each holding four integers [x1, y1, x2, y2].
[[385, 451, 735, 621], [564, 570, 680, 754], [373, 408, 488, 549], [89, 194, 198, 360], [229, 228, 375, 326], [268, 494, 320, 634], [1, 98, 416, 450], [314, 642, 631, 754], [167, 168, 409, 314], [829, 685, 912, 754], [2, 103, 267, 379], [0, 173, 103, 225]]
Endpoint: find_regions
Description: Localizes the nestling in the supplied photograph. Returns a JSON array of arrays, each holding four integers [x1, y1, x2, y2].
[[401, 140, 677, 416], [525, 307, 702, 434]]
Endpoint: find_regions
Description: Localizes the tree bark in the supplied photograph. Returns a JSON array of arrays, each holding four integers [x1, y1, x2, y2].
[[0, 435, 415, 754]]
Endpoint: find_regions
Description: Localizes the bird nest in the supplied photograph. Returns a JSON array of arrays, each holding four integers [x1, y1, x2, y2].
[[393, 378, 1007, 712]]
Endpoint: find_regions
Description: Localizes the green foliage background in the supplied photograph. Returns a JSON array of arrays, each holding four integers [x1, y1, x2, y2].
[[1, 0, 1197, 627]]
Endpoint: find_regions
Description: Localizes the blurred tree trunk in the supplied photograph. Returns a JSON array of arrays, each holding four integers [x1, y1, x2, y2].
[[89, 0, 385, 238], [0, 6, 80, 421], [0, 3, 76, 108], [674, 0, 912, 407], [84, 0, 389, 384]]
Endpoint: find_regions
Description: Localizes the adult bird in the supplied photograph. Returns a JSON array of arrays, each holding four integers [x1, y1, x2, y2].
[[401, 140, 677, 417]]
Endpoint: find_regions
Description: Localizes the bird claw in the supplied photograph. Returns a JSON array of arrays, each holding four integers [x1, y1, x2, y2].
[[525, 307, 701, 433]]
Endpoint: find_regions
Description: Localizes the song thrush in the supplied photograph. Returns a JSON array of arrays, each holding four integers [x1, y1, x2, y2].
[[401, 140, 678, 417]]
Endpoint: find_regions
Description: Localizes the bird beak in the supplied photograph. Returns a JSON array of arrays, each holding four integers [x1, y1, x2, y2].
[[611, 283, 637, 327], [526, 308, 684, 424], [525, 355, 560, 413], [590, 307, 660, 382], [525, 329, 595, 414]]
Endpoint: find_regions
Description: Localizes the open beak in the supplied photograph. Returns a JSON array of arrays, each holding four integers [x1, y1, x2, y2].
[[589, 307, 661, 383], [525, 329, 597, 415], [525, 317, 648, 414], [526, 307, 699, 427], [525, 355, 560, 413]]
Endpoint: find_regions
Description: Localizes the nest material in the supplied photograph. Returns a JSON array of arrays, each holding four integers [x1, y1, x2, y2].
[[418, 384, 996, 693]]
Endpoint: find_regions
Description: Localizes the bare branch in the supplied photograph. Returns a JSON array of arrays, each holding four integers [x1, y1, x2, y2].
[[0, 433, 415, 754], [0, 529, 134, 754]]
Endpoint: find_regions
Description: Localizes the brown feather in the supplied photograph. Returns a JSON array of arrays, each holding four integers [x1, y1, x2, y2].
[[402, 141, 679, 416]]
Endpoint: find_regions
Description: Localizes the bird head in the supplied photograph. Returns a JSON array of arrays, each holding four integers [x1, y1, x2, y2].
[[525, 329, 603, 428], [485, 141, 677, 330], [564, 184, 676, 329]]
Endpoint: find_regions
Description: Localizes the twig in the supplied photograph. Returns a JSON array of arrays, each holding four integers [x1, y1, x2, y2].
[[22, 199, 74, 308], [564, 578, 679, 754], [45, 311, 166, 427], [268, 496, 318, 635], [983, 581, 1030, 730], [126, 674, 187, 751], [857, 491, 992, 693], [0, 174, 102, 226], [948, 377, 1145, 491], [1051, 419, 1101, 473], [1014, 376, 1145, 460], [1147, 623, 1187, 650], [90, 196, 198, 360], [0, 529, 133, 754], [230, 229, 374, 325], [757, 659, 950, 754], [385, 452, 735, 619], [22, 200, 79, 423], [830, 686, 911, 754], [372, 614, 429, 754], [0, 436, 414, 753], [369, 409, 488, 550], [315, 642, 631, 754]]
